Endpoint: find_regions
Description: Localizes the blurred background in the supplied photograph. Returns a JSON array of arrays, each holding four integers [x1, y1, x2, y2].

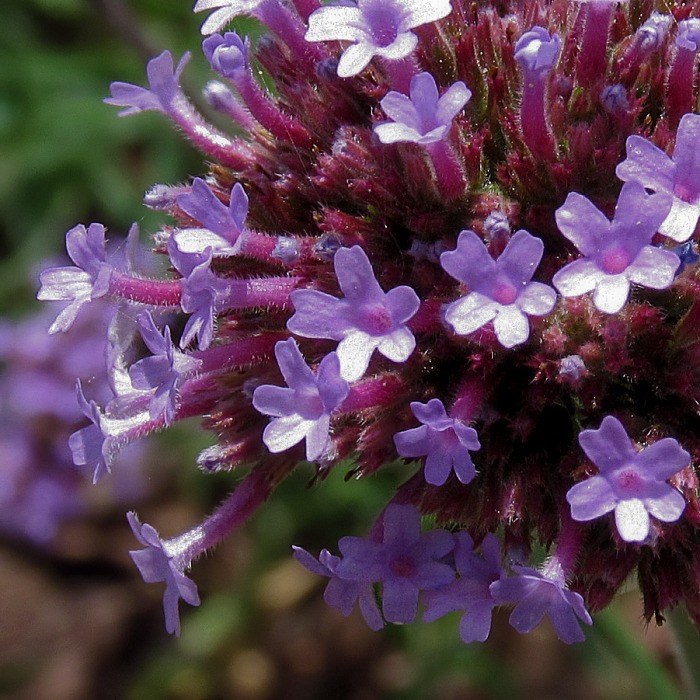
[[0, 1, 691, 698]]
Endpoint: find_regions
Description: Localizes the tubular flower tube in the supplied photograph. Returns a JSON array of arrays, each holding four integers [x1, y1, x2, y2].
[[41, 0, 700, 644]]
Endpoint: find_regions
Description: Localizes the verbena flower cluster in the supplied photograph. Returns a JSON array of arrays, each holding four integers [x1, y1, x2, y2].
[[39, 0, 700, 642]]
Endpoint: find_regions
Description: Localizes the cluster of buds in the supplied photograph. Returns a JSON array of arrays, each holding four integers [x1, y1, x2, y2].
[[39, 0, 700, 642]]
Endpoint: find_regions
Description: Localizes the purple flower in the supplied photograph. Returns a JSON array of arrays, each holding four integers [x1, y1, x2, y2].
[[127, 512, 201, 636], [292, 546, 384, 630], [335, 503, 454, 624], [252, 339, 350, 461], [68, 380, 113, 484], [440, 229, 557, 348], [393, 398, 480, 486], [490, 565, 592, 644], [173, 178, 249, 256], [288, 245, 420, 381], [634, 12, 672, 53], [616, 113, 700, 242], [105, 51, 190, 116], [423, 533, 504, 643], [37, 223, 112, 333], [202, 32, 249, 80], [194, 0, 263, 35], [129, 312, 201, 424], [514, 25, 561, 73], [305, 0, 453, 78], [566, 415, 689, 542], [676, 18, 700, 52], [373, 72, 471, 145], [552, 183, 678, 314], [169, 247, 228, 350]]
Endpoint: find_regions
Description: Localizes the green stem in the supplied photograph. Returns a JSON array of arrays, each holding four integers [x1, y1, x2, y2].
[[668, 605, 700, 700], [592, 608, 682, 700]]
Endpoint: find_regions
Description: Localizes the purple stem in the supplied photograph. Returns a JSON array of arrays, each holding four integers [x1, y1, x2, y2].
[[170, 466, 277, 568], [540, 509, 585, 583], [232, 71, 314, 149], [425, 139, 467, 200], [257, 0, 326, 69], [109, 270, 182, 306], [519, 75, 556, 161], [192, 331, 286, 372], [667, 46, 697, 128], [379, 55, 420, 94], [203, 80, 257, 131], [290, 0, 319, 21], [168, 93, 256, 170], [219, 276, 301, 311], [575, 2, 613, 87]]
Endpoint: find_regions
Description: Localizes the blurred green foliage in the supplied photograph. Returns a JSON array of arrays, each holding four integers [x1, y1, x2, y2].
[[0, 0, 205, 311]]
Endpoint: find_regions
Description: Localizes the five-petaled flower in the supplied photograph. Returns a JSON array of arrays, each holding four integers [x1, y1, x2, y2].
[[288, 245, 420, 381], [252, 338, 350, 461], [393, 398, 480, 485], [373, 72, 471, 145], [566, 415, 689, 542], [127, 512, 201, 636], [440, 229, 557, 348], [617, 113, 700, 242], [552, 182, 678, 313], [334, 503, 455, 624], [305, 0, 453, 77]]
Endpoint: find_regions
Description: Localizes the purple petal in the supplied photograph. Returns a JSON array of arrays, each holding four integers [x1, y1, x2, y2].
[[334, 246, 385, 304], [382, 576, 419, 624], [496, 229, 544, 288], [578, 416, 637, 472], [287, 289, 351, 340], [440, 230, 496, 288], [626, 247, 680, 289], [635, 438, 690, 480], [443, 292, 500, 336], [616, 135, 675, 194], [645, 489, 686, 523], [552, 259, 604, 298], [566, 475, 617, 521], [555, 192, 611, 257]]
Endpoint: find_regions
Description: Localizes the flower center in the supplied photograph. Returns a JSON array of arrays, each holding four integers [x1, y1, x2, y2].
[[390, 555, 416, 578], [600, 246, 631, 275], [296, 387, 324, 420], [362, 0, 406, 47], [674, 181, 699, 204], [359, 302, 394, 335], [615, 467, 643, 496], [492, 281, 519, 305]]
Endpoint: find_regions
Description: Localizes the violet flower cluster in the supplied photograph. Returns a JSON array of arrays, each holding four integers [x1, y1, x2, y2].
[[38, 0, 700, 645]]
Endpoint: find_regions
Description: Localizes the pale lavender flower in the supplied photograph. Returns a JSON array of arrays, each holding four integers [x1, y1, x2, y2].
[[105, 51, 190, 116], [252, 339, 350, 461], [490, 564, 592, 644], [37, 223, 112, 333], [194, 0, 263, 35], [292, 546, 384, 630], [616, 113, 700, 242], [127, 512, 201, 636], [129, 312, 202, 424], [440, 229, 557, 348], [173, 178, 248, 256], [305, 0, 453, 78], [288, 245, 420, 381], [373, 72, 471, 145], [566, 415, 689, 542], [634, 12, 672, 53], [202, 31, 249, 80], [514, 25, 561, 74], [169, 247, 228, 350], [423, 533, 504, 643], [553, 182, 677, 314], [69, 380, 113, 484], [393, 398, 480, 486], [335, 503, 454, 624], [676, 18, 700, 52]]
